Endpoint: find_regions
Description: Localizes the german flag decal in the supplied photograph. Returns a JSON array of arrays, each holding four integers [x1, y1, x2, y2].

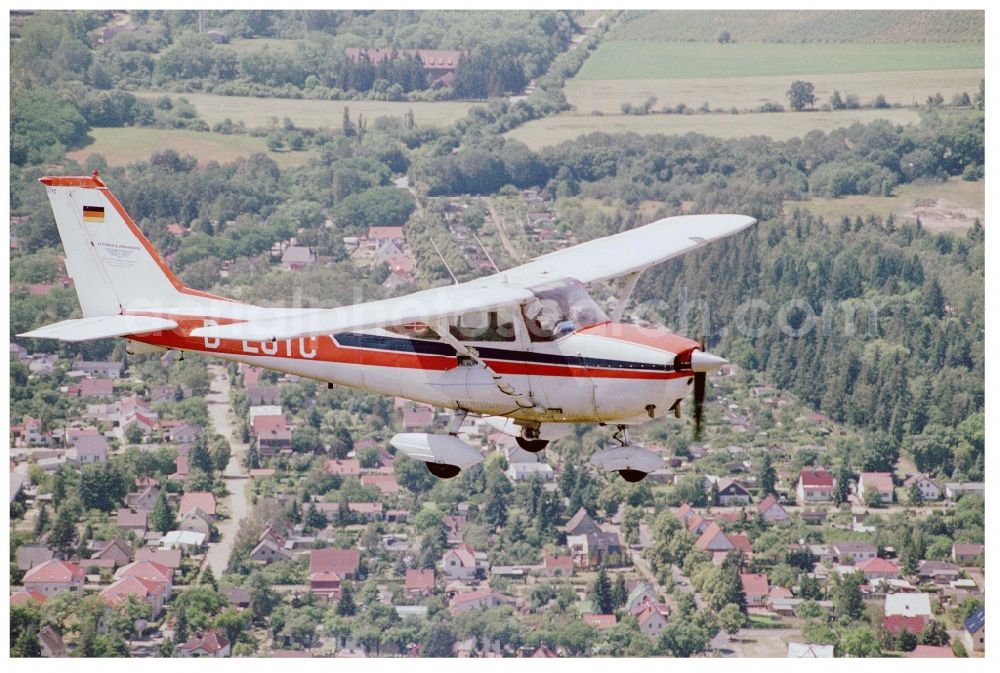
[[83, 205, 105, 223]]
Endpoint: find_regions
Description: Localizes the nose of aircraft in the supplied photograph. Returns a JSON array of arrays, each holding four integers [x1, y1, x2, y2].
[[690, 350, 728, 372]]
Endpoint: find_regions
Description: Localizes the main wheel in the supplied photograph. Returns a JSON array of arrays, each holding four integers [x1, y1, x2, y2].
[[515, 437, 549, 453], [618, 469, 648, 483], [426, 462, 461, 479]]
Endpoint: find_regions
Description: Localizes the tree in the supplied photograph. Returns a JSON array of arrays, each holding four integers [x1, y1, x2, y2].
[[421, 621, 456, 657], [248, 571, 279, 623], [215, 607, 249, 647], [833, 571, 865, 621], [336, 582, 356, 616], [716, 30, 732, 43], [719, 602, 746, 637], [908, 481, 924, 506], [840, 625, 880, 657], [150, 491, 175, 534], [612, 572, 628, 609], [787, 80, 816, 111], [125, 422, 145, 444], [590, 567, 614, 614], [834, 463, 852, 505], [830, 90, 844, 109], [658, 622, 709, 657], [33, 503, 49, 536], [920, 619, 950, 647], [758, 453, 777, 496], [48, 506, 76, 555]]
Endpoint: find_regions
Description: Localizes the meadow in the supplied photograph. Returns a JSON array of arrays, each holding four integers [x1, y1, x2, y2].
[[66, 127, 317, 169], [785, 177, 984, 232], [134, 91, 475, 130], [606, 10, 984, 44], [574, 41, 984, 80], [505, 108, 922, 149]]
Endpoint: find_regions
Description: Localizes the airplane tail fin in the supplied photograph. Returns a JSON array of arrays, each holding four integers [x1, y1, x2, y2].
[[39, 173, 228, 317]]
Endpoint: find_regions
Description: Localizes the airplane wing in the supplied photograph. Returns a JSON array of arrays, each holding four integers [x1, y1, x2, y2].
[[498, 214, 756, 286], [192, 214, 754, 342], [17, 315, 178, 342], [190, 281, 534, 342]]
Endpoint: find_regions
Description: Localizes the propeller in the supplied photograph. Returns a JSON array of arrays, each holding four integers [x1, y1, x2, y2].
[[687, 337, 727, 441]]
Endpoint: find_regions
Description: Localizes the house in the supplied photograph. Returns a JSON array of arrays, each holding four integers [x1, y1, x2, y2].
[[787, 643, 834, 658], [89, 538, 132, 568], [707, 476, 751, 505], [160, 530, 207, 553], [404, 568, 435, 597], [952, 543, 984, 564], [170, 455, 189, 481], [325, 458, 362, 477], [126, 484, 160, 511], [165, 423, 203, 444], [797, 469, 834, 504], [963, 607, 984, 652], [179, 492, 217, 519], [135, 547, 182, 571], [908, 645, 955, 658], [856, 557, 899, 580], [180, 630, 231, 657], [740, 573, 770, 607], [540, 555, 574, 577], [74, 360, 123, 378], [831, 541, 877, 564], [757, 494, 789, 522], [281, 245, 314, 271], [249, 537, 292, 564], [401, 405, 435, 431], [39, 625, 68, 658], [902, 473, 940, 501], [944, 482, 985, 500], [367, 226, 405, 244], [253, 414, 293, 457], [309, 548, 360, 597], [115, 560, 173, 599], [531, 645, 558, 658], [179, 509, 213, 536], [10, 590, 48, 608], [222, 588, 252, 609], [441, 543, 488, 580], [506, 462, 555, 482], [101, 575, 167, 617], [563, 508, 601, 536], [70, 434, 108, 464], [567, 531, 622, 568], [349, 502, 384, 521], [884, 592, 932, 620], [636, 603, 669, 637], [448, 589, 513, 616], [858, 472, 894, 503], [917, 560, 961, 584], [360, 474, 401, 495], [694, 522, 734, 554], [583, 614, 617, 630], [246, 385, 281, 406], [15, 544, 54, 571], [23, 560, 85, 596], [78, 377, 114, 399], [345, 48, 463, 88]]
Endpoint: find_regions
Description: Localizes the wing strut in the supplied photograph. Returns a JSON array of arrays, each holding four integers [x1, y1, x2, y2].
[[609, 271, 643, 322], [432, 320, 537, 410]]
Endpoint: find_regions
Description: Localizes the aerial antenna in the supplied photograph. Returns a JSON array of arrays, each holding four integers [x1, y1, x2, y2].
[[472, 231, 500, 273], [429, 238, 459, 285]]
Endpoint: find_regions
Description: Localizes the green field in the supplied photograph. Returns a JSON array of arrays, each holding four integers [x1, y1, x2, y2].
[[565, 69, 984, 114], [227, 37, 302, 55], [66, 127, 317, 169], [506, 108, 921, 149], [607, 10, 984, 44], [785, 177, 984, 232], [575, 41, 983, 80], [135, 91, 474, 130]]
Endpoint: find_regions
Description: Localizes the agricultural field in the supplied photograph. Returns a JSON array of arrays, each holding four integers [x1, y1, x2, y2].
[[66, 127, 318, 169], [227, 37, 302, 55], [607, 9, 984, 43], [134, 91, 474, 130], [566, 70, 984, 115], [573, 41, 983, 81], [785, 176, 985, 232], [505, 108, 921, 149]]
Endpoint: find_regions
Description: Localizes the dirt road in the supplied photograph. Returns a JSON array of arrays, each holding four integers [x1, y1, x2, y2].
[[203, 365, 250, 576]]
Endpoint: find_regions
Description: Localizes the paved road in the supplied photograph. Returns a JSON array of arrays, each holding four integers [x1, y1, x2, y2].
[[203, 365, 250, 576], [486, 200, 524, 264]]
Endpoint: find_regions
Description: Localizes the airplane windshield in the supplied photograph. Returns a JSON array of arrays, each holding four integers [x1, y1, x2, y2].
[[524, 279, 608, 342]]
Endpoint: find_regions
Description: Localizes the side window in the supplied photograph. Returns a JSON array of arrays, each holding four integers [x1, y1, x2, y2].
[[449, 309, 517, 342], [385, 322, 439, 340]]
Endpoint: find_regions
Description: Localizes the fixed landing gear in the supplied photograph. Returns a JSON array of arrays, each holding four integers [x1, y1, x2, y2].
[[426, 462, 461, 479], [588, 425, 663, 483], [515, 436, 549, 453]]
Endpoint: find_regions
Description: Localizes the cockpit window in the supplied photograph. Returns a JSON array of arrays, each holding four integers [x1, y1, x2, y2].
[[449, 308, 517, 342], [523, 279, 608, 342]]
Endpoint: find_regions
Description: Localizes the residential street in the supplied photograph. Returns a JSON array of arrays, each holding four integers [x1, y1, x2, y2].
[[203, 365, 250, 575]]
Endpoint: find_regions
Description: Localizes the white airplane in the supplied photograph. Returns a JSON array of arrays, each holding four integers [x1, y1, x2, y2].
[[20, 172, 755, 482]]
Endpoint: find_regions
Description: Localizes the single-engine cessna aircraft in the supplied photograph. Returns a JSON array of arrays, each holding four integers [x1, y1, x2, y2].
[[21, 173, 755, 482]]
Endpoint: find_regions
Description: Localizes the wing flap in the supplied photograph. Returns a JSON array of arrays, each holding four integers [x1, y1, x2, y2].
[[190, 282, 534, 342], [18, 315, 178, 342]]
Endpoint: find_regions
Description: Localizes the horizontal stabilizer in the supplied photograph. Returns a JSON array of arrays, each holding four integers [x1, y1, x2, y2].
[[17, 315, 178, 342]]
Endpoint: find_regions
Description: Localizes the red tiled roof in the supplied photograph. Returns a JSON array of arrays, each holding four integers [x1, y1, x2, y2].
[[857, 557, 899, 573], [799, 469, 833, 487], [368, 226, 404, 241], [882, 615, 927, 634], [309, 548, 359, 578], [583, 614, 617, 629], [101, 576, 165, 605], [325, 459, 361, 476], [252, 414, 287, 435], [543, 555, 573, 571], [24, 559, 84, 584], [728, 532, 753, 553], [909, 645, 954, 658], [117, 508, 148, 528], [179, 492, 217, 517], [860, 472, 894, 493], [740, 572, 769, 596], [10, 590, 48, 606], [182, 630, 229, 655], [115, 560, 172, 585], [405, 568, 434, 591]]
